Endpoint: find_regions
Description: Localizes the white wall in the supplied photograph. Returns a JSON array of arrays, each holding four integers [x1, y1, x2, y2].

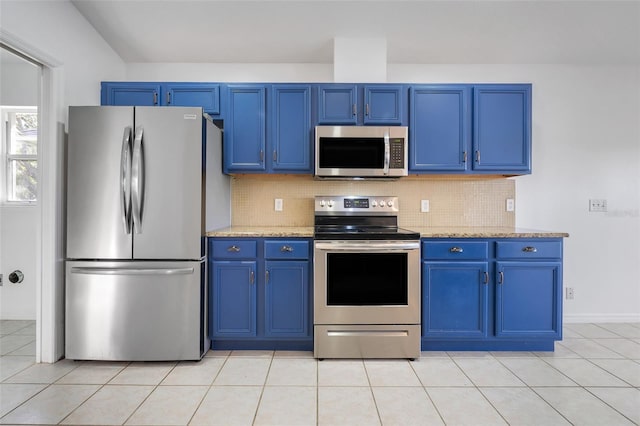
[[127, 62, 640, 322]]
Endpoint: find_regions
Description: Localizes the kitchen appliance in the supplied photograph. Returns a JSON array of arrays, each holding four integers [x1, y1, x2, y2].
[[315, 126, 409, 178], [313, 196, 421, 359], [65, 106, 219, 361]]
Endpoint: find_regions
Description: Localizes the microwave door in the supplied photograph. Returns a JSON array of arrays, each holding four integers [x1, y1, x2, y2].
[[317, 137, 386, 177]]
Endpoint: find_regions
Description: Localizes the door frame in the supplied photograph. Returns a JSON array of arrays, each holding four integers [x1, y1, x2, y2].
[[1, 30, 64, 363]]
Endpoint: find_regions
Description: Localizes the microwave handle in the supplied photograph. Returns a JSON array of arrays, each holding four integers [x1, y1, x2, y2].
[[383, 132, 390, 175]]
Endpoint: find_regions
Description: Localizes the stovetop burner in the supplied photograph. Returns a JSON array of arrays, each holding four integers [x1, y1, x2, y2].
[[314, 196, 420, 240]]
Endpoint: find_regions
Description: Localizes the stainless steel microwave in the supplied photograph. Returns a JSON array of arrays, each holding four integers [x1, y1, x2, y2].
[[314, 126, 409, 178]]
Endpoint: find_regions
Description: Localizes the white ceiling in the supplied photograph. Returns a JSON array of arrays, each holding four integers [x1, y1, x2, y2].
[[71, 0, 640, 65]]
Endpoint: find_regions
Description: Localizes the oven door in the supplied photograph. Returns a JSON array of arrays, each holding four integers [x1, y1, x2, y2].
[[314, 240, 420, 325]]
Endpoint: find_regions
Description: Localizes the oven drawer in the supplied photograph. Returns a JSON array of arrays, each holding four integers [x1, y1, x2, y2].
[[211, 240, 257, 259], [422, 241, 488, 260], [496, 240, 562, 259], [264, 240, 309, 260], [314, 324, 421, 359]]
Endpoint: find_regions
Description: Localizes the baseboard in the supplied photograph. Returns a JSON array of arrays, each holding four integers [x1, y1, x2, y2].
[[564, 313, 640, 323]]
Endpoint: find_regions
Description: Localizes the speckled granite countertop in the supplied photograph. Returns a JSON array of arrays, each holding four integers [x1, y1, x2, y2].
[[206, 226, 568, 238], [206, 226, 315, 237]]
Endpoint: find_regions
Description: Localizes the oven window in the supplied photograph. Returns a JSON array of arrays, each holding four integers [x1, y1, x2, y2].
[[326, 253, 408, 305], [318, 138, 384, 169]]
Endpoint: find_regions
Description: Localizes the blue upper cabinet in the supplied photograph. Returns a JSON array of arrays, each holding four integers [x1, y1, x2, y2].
[[101, 82, 220, 114], [165, 83, 220, 115], [224, 85, 267, 173], [409, 85, 471, 172], [317, 84, 358, 124], [270, 85, 312, 172], [102, 82, 162, 106], [473, 84, 531, 173], [363, 85, 403, 124], [317, 84, 405, 125]]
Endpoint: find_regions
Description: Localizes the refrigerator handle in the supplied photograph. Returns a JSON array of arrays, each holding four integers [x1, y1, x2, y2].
[[132, 126, 145, 234], [70, 267, 194, 276], [120, 127, 132, 234]]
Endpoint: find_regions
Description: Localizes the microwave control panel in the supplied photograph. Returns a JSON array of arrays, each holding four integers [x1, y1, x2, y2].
[[390, 139, 405, 168]]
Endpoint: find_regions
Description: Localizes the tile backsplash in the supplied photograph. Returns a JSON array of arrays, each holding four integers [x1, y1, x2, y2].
[[231, 175, 515, 228]]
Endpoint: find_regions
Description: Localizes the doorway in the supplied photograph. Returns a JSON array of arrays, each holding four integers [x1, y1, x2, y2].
[[0, 45, 42, 363]]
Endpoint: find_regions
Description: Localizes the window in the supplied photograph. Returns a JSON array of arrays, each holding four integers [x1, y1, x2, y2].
[[2, 107, 38, 203]]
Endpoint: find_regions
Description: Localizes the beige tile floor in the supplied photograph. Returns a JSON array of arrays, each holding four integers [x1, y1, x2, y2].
[[1, 320, 639, 425]]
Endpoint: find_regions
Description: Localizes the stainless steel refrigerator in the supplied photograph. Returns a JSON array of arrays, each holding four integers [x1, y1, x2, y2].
[[65, 106, 218, 361]]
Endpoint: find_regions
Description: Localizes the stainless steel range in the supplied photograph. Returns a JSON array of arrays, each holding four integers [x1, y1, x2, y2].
[[313, 196, 421, 359]]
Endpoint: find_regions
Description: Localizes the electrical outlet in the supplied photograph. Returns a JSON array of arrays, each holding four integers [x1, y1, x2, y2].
[[421, 200, 430, 213], [565, 287, 574, 300], [506, 198, 515, 212], [274, 198, 283, 211], [589, 199, 607, 212]]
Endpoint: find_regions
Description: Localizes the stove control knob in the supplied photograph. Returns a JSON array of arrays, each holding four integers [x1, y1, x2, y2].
[[327, 200, 335, 208], [379, 200, 386, 207], [319, 200, 326, 207], [371, 200, 378, 207], [387, 200, 394, 207]]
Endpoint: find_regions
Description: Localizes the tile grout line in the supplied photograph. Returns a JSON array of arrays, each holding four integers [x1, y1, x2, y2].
[[186, 353, 230, 426], [250, 352, 275, 426]]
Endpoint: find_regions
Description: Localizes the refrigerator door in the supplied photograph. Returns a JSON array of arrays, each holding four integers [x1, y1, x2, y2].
[[65, 260, 207, 361], [132, 107, 204, 260], [67, 106, 134, 259]]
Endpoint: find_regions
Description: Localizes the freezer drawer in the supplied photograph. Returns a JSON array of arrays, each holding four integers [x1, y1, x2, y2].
[[65, 260, 208, 361]]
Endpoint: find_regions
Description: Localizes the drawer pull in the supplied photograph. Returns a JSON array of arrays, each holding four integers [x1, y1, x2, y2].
[[280, 245, 294, 253], [498, 271, 504, 284], [449, 247, 464, 253], [522, 246, 537, 253], [227, 245, 241, 253]]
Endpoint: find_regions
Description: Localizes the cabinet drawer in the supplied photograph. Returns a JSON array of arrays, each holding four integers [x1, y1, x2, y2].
[[422, 241, 488, 260], [264, 240, 309, 260], [211, 240, 257, 259], [496, 240, 561, 259]]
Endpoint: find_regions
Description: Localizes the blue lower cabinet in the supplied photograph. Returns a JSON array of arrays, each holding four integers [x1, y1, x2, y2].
[[496, 261, 562, 339], [211, 261, 256, 337], [208, 238, 312, 350], [265, 261, 309, 337], [421, 238, 564, 351], [422, 262, 489, 338]]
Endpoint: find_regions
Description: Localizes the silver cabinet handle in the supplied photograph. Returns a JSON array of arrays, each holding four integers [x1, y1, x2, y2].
[[273, 150, 277, 161], [265, 270, 270, 283], [227, 245, 241, 252], [450, 247, 464, 253], [153, 92, 158, 105], [280, 245, 293, 252], [483, 271, 489, 284], [365, 103, 370, 116], [352, 103, 357, 116], [463, 151, 467, 163], [522, 246, 537, 253], [250, 270, 255, 285], [120, 127, 132, 235], [476, 150, 480, 163], [498, 271, 504, 284], [166, 91, 171, 105], [260, 149, 264, 163]]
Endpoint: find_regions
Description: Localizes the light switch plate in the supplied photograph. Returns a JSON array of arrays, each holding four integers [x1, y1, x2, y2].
[[275, 198, 283, 211], [506, 198, 515, 212], [421, 200, 430, 213]]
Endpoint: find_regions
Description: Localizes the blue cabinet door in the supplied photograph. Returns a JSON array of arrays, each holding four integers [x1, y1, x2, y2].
[[495, 261, 562, 339], [165, 83, 220, 114], [473, 85, 531, 173], [211, 261, 257, 337], [101, 82, 161, 106], [317, 84, 358, 124], [410, 85, 470, 172], [271, 85, 312, 172], [364, 85, 403, 125], [422, 261, 489, 338], [225, 85, 266, 172], [264, 261, 309, 337]]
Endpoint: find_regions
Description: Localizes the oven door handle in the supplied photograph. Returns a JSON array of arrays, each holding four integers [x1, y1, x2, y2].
[[315, 242, 420, 251]]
